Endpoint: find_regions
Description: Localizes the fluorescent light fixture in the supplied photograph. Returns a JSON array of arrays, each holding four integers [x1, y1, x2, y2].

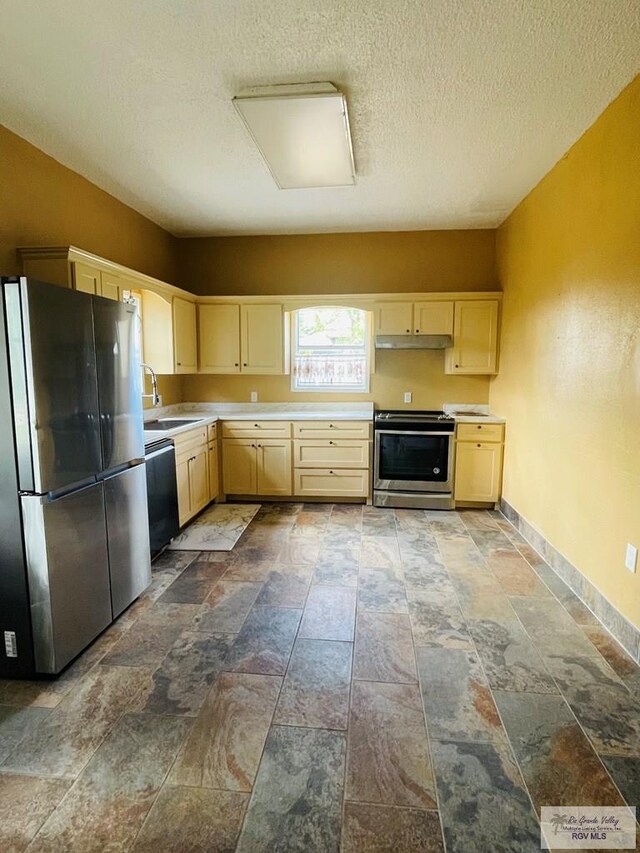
[[233, 82, 355, 189]]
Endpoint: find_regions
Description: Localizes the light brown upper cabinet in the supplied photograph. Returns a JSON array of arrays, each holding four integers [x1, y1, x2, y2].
[[73, 262, 101, 295], [413, 301, 454, 335], [374, 301, 454, 336], [140, 290, 197, 375], [198, 304, 241, 373], [375, 302, 414, 335], [445, 300, 499, 374], [199, 302, 285, 374], [73, 262, 140, 303], [173, 297, 198, 373]]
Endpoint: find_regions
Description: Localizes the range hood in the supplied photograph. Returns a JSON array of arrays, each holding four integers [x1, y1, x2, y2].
[[375, 334, 452, 350]]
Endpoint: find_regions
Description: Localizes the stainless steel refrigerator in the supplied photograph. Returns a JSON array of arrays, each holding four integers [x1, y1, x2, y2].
[[0, 277, 151, 678]]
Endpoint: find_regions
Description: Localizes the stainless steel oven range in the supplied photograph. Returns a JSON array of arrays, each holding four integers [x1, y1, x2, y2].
[[373, 410, 455, 509]]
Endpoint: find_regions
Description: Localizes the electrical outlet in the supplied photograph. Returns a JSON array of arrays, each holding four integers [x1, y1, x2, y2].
[[625, 544, 638, 573], [250, 391, 258, 403], [404, 391, 412, 404]]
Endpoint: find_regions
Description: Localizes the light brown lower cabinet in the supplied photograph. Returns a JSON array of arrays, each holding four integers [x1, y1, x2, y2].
[[208, 441, 219, 501], [222, 439, 292, 496], [174, 426, 211, 526], [294, 468, 369, 498], [454, 432, 504, 504]]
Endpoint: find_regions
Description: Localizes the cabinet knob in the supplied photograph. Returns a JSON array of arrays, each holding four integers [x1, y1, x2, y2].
[[177, 362, 182, 366], [455, 364, 459, 368], [254, 424, 260, 428], [477, 425, 482, 429], [243, 363, 247, 367], [329, 470, 334, 474], [477, 444, 481, 448], [329, 424, 334, 428], [406, 328, 410, 333], [329, 440, 334, 445], [257, 444, 262, 448], [234, 363, 239, 367], [415, 329, 419, 333], [251, 443, 256, 448]]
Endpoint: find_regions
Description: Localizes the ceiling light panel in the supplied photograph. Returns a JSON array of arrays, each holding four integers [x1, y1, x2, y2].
[[233, 84, 355, 189]]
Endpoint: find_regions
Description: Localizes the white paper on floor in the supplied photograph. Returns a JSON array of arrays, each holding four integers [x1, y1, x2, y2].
[[167, 503, 261, 551]]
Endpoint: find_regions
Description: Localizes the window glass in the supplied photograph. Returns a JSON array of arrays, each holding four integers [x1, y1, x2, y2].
[[292, 306, 369, 392]]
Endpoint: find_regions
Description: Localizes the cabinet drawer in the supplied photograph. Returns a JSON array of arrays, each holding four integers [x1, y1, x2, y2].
[[294, 468, 369, 498], [457, 422, 504, 443], [174, 426, 208, 461], [222, 420, 291, 439], [293, 439, 369, 469], [207, 422, 218, 442], [292, 421, 370, 440]]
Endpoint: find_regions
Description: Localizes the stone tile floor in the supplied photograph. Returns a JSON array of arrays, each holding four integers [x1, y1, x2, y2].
[[1, 504, 639, 852]]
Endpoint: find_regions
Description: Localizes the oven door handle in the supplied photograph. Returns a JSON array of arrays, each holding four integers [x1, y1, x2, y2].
[[375, 429, 454, 437]]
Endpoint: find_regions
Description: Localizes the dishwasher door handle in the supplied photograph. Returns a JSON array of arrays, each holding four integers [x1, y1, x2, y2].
[[145, 445, 174, 461]]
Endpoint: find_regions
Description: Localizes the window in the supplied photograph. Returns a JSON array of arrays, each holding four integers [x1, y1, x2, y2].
[[292, 306, 370, 392]]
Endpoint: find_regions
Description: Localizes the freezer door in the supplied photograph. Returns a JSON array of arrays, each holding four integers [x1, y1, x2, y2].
[[93, 297, 144, 470], [104, 463, 151, 617], [21, 482, 112, 674], [4, 278, 102, 494]]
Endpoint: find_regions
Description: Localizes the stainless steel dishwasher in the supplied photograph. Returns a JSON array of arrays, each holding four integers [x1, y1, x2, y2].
[[144, 438, 180, 558]]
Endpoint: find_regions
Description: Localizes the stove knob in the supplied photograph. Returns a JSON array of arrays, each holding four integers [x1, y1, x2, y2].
[[433, 467, 440, 474]]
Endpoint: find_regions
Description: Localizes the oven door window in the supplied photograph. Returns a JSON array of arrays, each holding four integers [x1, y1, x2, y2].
[[378, 433, 450, 483]]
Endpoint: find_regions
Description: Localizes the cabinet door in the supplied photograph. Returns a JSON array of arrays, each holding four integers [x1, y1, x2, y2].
[[257, 439, 292, 496], [414, 301, 454, 335], [240, 304, 284, 374], [454, 442, 503, 502], [208, 442, 219, 501], [141, 289, 174, 375], [100, 271, 122, 302], [199, 304, 241, 373], [173, 297, 197, 373], [189, 448, 210, 514], [222, 440, 257, 494], [176, 456, 191, 526], [374, 302, 413, 335], [74, 262, 101, 295], [446, 300, 498, 374]]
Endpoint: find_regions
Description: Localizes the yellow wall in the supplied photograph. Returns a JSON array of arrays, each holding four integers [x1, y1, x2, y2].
[[490, 74, 640, 628], [180, 229, 497, 407], [184, 349, 491, 410], [0, 122, 182, 406], [177, 230, 496, 296]]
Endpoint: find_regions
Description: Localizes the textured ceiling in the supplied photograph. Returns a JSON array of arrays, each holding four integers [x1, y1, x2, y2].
[[1, 1, 638, 236]]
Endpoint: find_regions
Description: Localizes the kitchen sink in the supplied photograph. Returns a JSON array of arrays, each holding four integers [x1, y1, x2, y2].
[[144, 418, 203, 430]]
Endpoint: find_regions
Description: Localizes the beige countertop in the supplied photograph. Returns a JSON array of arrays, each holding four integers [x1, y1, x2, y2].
[[144, 402, 374, 442]]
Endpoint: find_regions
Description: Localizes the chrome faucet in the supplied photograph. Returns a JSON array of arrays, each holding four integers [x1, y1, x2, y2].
[[141, 363, 161, 406]]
